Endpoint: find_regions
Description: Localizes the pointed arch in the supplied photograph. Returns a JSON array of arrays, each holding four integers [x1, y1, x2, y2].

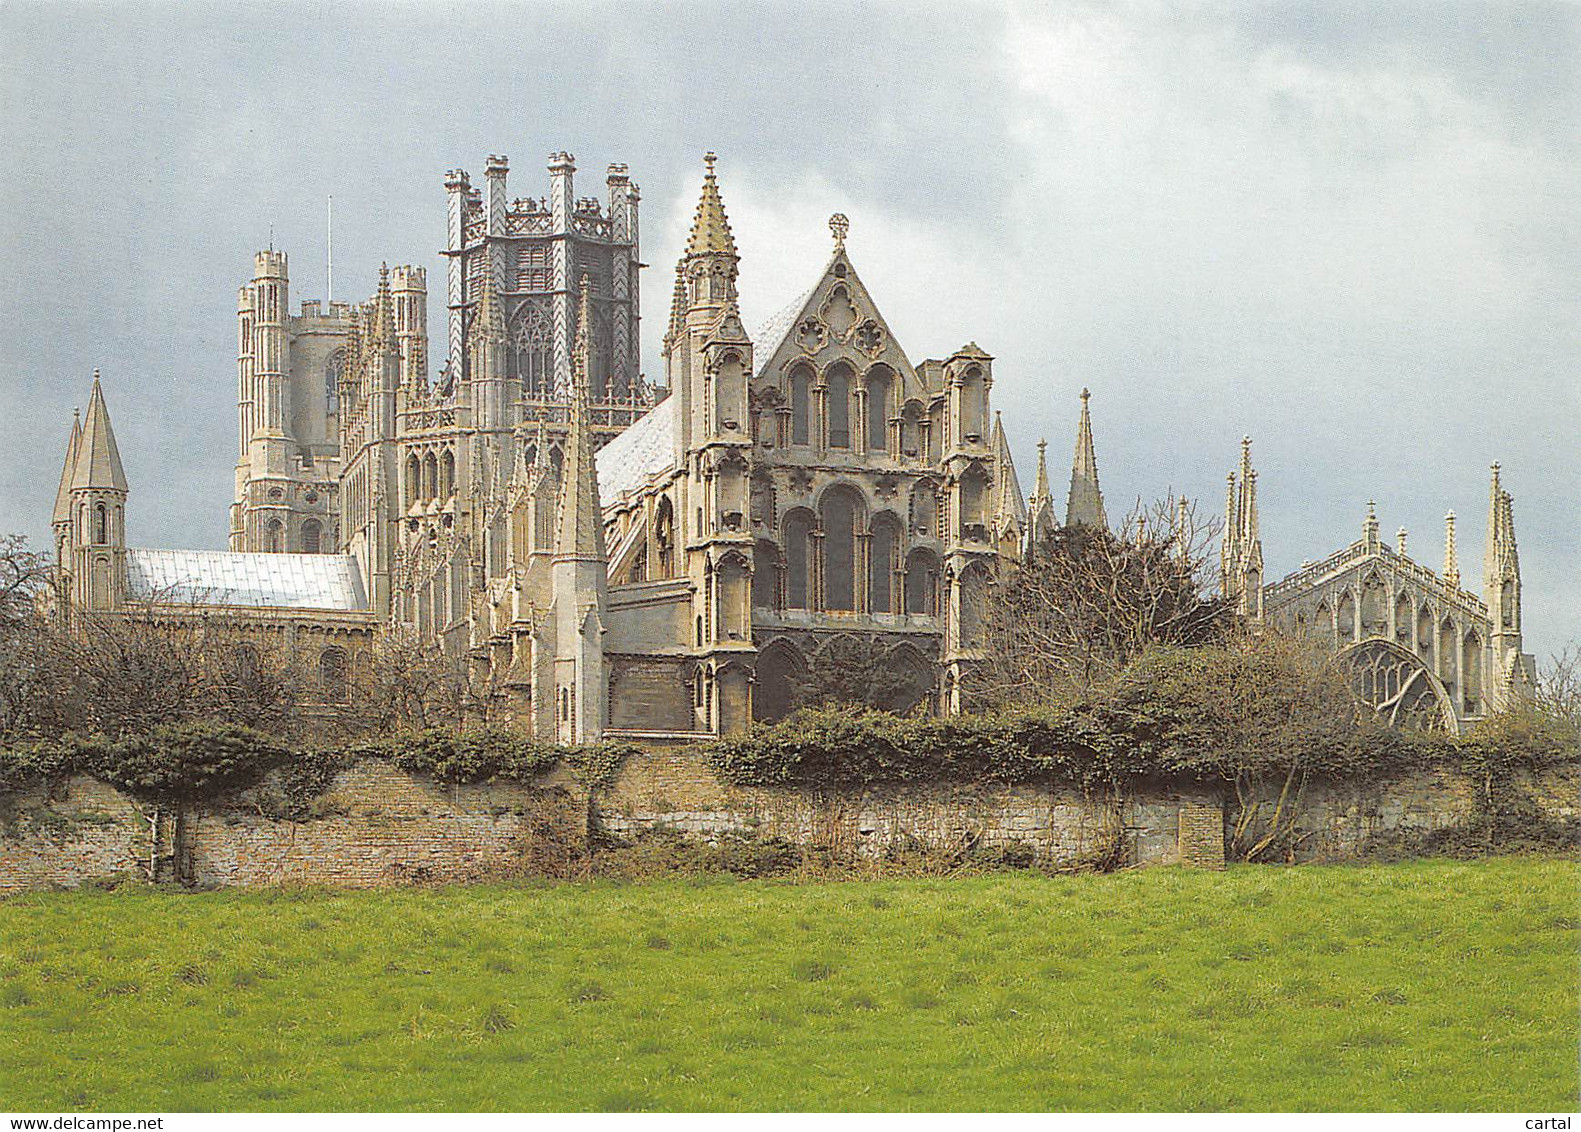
[[1336, 638, 1457, 733], [782, 507, 815, 609], [818, 484, 866, 612], [905, 547, 941, 617], [868, 510, 903, 614], [301, 518, 323, 555], [788, 363, 812, 446], [753, 539, 781, 611], [825, 361, 853, 449], [753, 638, 807, 723]]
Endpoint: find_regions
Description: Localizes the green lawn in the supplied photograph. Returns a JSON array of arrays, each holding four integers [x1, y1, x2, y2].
[[0, 857, 1575, 1112]]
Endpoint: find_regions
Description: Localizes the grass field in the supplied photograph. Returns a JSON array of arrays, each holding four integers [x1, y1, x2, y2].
[[0, 857, 1575, 1112]]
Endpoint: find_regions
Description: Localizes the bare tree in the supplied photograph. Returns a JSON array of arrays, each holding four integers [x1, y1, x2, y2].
[[980, 495, 1232, 707], [0, 534, 49, 631], [1536, 643, 1581, 731]]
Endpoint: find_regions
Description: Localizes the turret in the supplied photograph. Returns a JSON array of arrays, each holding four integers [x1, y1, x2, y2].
[[443, 167, 471, 381], [549, 152, 576, 395], [67, 373, 129, 611], [606, 163, 640, 397], [1483, 463, 1525, 705], [390, 265, 428, 393], [469, 265, 508, 430], [1220, 436, 1263, 620], [52, 408, 82, 567], [551, 278, 609, 743], [1443, 510, 1460, 588], [1065, 388, 1106, 529], [670, 152, 741, 465], [1025, 437, 1058, 549]]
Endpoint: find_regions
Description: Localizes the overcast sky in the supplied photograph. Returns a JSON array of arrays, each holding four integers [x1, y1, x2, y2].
[[1, 1, 1575, 659]]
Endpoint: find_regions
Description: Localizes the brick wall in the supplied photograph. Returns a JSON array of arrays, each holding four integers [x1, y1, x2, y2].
[[2, 756, 1575, 892]]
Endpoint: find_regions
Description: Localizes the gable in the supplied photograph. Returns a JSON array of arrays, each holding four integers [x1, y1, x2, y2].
[[750, 251, 921, 397]]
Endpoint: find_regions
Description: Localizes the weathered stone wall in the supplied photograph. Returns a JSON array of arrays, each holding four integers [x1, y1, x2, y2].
[[1, 754, 1574, 893]]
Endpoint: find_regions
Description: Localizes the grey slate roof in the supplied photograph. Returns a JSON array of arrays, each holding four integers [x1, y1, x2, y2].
[[596, 395, 677, 505], [125, 549, 370, 612], [750, 286, 816, 377]]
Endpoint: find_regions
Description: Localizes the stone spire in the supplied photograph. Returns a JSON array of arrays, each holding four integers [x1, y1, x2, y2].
[[371, 264, 398, 354], [1363, 500, 1380, 551], [1483, 463, 1523, 666], [1220, 436, 1264, 620], [1443, 511, 1460, 588], [1032, 437, 1051, 502], [686, 152, 737, 258], [1024, 436, 1058, 551], [475, 257, 505, 345], [555, 278, 607, 565], [1396, 526, 1408, 558], [1065, 388, 1107, 529], [71, 372, 129, 493], [53, 408, 82, 525]]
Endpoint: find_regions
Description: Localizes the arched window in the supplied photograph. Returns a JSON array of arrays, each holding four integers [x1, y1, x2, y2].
[[301, 518, 322, 555], [654, 497, 676, 578], [905, 548, 941, 617], [960, 464, 990, 535], [405, 454, 421, 509], [325, 348, 346, 413], [714, 352, 745, 434], [789, 365, 812, 446], [265, 519, 284, 553], [440, 450, 456, 498], [783, 509, 815, 610], [826, 363, 853, 449], [959, 366, 985, 443], [819, 486, 862, 611], [869, 511, 902, 614], [900, 400, 924, 459], [94, 504, 108, 545], [1395, 593, 1414, 645], [753, 540, 780, 610], [512, 300, 553, 395], [912, 482, 939, 539], [1417, 606, 1435, 660], [1337, 591, 1356, 639], [865, 367, 892, 453], [423, 453, 439, 501], [319, 646, 348, 703], [1462, 631, 1482, 715]]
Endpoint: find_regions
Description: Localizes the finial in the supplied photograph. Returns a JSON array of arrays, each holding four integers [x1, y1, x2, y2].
[[829, 212, 849, 250], [1081, 387, 1091, 402], [1037, 438, 1047, 454], [1397, 527, 1408, 557], [704, 151, 717, 178]]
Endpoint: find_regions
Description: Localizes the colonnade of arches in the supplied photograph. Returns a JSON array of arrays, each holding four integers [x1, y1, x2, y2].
[[1298, 568, 1487, 717], [403, 448, 458, 510], [752, 358, 986, 463], [751, 483, 944, 617]]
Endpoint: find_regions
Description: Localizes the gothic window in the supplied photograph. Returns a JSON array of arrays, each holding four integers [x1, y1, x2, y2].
[[94, 504, 108, 545], [884, 644, 934, 715], [405, 454, 421, 509], [1437, 617, 1458, 697], [1340, 639, 1451, 732], [440, 450, 456, 498], [912, 482, 939, 539], [264, 519, 283, 553], [959, 464, 990, 537], [1462, 631, 1482, 715], [819, 485, 862, 612], [869, 512, 902, 614], [1395, 592, 1414, 645], [927, 401, 944, 462], [826, 363, 853, 449], [1417, 605, 1435, 658], [511, 300, 553, 395], [325, 348, 346, 413], [789, 364, 812, 446], [301, 519, 322, 555], [783, 509, 815, 610], [714, 352, 746, 434], [900, 400, 924, 459], [423, 452, 439, 501], [654, 497, 676, 578], [318, 646, 349, 703], [1360, 572, 1387, 637], [1337, 591, 1356, 640], [753, 540, 781, 610], [905, 548, 941, 617], [960, 366, 986, 443], [866, 366, 892, 453]]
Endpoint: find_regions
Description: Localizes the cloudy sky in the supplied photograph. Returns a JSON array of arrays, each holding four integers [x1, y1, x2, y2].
[[1, 1, 1576, 658]]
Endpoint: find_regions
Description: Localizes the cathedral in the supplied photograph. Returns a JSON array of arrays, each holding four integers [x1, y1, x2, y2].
[[47, 149, 1535, 740]]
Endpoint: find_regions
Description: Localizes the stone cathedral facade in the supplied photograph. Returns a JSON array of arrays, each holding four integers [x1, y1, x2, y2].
[[47, 147, 1536, 740]]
